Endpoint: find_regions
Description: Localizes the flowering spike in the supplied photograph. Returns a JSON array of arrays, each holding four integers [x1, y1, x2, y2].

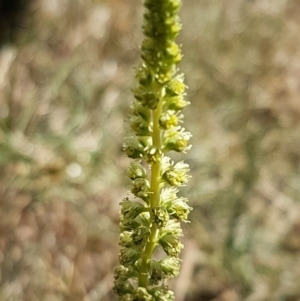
[[114, 0, 192, 299]]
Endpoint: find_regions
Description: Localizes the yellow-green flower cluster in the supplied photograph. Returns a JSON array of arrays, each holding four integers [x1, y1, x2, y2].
[[114, 0, 192, 300]]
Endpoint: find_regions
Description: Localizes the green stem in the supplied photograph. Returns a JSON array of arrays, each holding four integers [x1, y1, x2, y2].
[[150, 91, 163, 208], [138, 88, 163, 288]]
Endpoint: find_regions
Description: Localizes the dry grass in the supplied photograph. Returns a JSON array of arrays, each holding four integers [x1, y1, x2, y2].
[[0, 0, 300, 301]]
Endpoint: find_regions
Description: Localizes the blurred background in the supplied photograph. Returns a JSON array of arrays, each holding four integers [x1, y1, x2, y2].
[[0, 0, 300, 300]]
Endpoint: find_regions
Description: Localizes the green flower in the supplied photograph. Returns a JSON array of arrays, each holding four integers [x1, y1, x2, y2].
[[160, 219, 183, 237], [163, 95, 190, 111], [130, 115, 152, 136], [145, 147, 162, 164], [161, 160, 191, 186], [134, 86, 160, 110], [133, 287, 154, 301], [132, 226, 150, 247], [150, 261, 164, 285], [127, 162, 147, 180], [159, 234, 183, 257], [134, 212, 151, 228], [114, 278, 134, 296], [149, 257, 180, 285], [160, 189, 192, 221], [132, 101, 151, 122], [123, 137, 146, 159], [166, 75, 186, 96], [151, 288, 175, 301], [162, 127, 192, 153], [155, 67, 175, 84], [160, 187, 178, 203], [159, 257, 180, 278], [131, 178, 151, 200], [170, 197, 192, 221], [119, 231, 132, 247], [165, 42, 182, 62], [120, 247, 141, 266], [120, 198, 146, 221], [114, 0, 192, 299], [136, 65, 153, 86], [152, 206, 169, 227], [159, 111, 183, 130], [119, 294, 134, 301], [114, 265, 130, 281]]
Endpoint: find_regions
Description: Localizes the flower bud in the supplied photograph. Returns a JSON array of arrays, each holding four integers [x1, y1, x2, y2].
[[123, 137, 146, 159], [164, 0, 181, 12], [159, 234, 183, 257], [136, 65, 153, 86], [113, 278, 134, 296], [120, 231, 132, 247], [134, 212, 151, 228], [151, 288, 175, 301], [127, 162, 147, 180], [120, 294, 134, 301], [130, 115, 152, 135], [120, 247, 141, 266], [166, 75, 186, 96], [159, 257, 180, 277], [114, 265, 130, 281], [132, 226, 150, 247], [145, 147, 162, 164], [152, 206, 169, 227], [164, 95, 190, 111], [165, 42, 181, 63], [137, 90, 159, 110], [159, 111, 182, 130], [165, 16, 182, 39], [155, 68, 174, 84], [131, 178, 150, 200], [121, 198, 146, 221], [138, 136, 153, 148], [161, 219, 182, 237], [134, 287, 154, 301], [170, 198, 192, 221], [150, 260, 164, 285], [132, 101, 151, 122]]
